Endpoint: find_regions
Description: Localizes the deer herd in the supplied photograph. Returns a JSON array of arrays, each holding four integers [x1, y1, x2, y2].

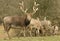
[[2, 1, 59, 39]]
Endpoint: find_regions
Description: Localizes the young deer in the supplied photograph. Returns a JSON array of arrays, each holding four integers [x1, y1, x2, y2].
[[28, 17, 44, 36]]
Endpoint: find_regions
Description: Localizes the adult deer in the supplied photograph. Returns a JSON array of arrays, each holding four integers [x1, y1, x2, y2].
[[3, 1, 39, 39]]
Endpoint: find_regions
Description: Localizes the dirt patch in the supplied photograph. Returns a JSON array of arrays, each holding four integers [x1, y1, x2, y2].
[[0, 25, 8, 39], [0, 34, 7, 38]]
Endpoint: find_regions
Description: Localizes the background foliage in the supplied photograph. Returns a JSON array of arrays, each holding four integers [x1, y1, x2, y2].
[[0, 0, 60, 26]]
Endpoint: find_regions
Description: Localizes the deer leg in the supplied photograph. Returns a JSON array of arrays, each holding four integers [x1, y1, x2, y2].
[[40, 26, 45, 36], [29, 27, 32, 37], [3, 23, 7, 33], [4, 24, 11, 39], [36, 29, 39, 36], [23, 27, 26, 37], [6, 31, 11, 39], [8, 25, 11, 39], [37, 29, 39, 36], [41, 29, 45, 36], [29, 30, 32, 37]]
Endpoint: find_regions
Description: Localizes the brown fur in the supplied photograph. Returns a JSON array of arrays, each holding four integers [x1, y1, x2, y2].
[[3, 15, 31, 39]]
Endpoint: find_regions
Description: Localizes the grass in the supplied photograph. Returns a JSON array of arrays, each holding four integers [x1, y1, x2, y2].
[[0, 25, 60, 41], [0, 36, 60, 41]]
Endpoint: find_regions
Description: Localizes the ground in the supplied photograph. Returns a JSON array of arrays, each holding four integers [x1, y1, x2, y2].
[[0, 25, 60, 41]]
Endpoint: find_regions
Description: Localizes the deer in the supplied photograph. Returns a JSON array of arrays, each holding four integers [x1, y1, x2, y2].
[[41, 17, 52, 36], [3, 1, 39, 39], [28, 17, 44, 36], [49, 25, 59, 35]]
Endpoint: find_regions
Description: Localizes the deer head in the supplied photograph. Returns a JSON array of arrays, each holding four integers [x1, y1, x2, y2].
[[19, 1, 39, 20]]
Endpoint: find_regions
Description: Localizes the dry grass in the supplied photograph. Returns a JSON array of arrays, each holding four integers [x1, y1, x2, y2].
[[0, 25, 60, 41]]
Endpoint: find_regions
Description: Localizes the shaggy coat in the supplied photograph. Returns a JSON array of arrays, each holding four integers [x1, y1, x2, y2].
[[28, 18, 44, 36], [3, 15, 31, 39], [3, 15, 30, 32]]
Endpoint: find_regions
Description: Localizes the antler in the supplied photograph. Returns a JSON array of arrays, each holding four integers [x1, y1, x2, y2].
[[19, 1, 39, 15], [19, 1, 28, 14], [32, 1, 39, 15]]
